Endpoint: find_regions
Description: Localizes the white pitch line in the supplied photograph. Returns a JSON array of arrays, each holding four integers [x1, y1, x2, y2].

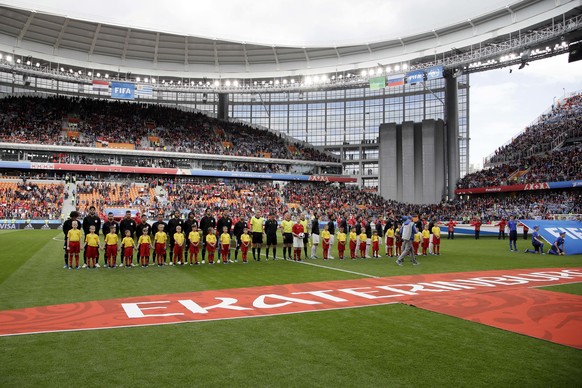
[[260, 252, 379, 278]]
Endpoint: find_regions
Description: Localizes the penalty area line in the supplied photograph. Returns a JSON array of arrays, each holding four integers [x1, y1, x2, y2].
[[260, 252, 378, 278], [294, 260, 379, 278]]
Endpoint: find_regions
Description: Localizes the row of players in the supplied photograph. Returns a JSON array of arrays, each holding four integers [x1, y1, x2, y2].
[[64, 210, 443, 269]]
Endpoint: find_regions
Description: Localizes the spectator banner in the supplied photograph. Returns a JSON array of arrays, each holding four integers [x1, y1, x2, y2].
[[386, 74, 405, 87], [524, 183, 550, 190], [0, 161, 355, 183], [455, 184, 526, 195], [405, 70, 425, 84], [92, 80, 109, 91], [369, 76, 386, 90], [110, 82, 135, 100], [549, 180, 582, 189], [136, 84, 153, 97], [520, 220, 582, 256], [425, 66, 444, 80], [0, 220, 61, 230], [456, 180, 582, 195]]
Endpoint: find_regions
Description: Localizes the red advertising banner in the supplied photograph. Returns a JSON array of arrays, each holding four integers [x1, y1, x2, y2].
[[1, 267, 581, 349]]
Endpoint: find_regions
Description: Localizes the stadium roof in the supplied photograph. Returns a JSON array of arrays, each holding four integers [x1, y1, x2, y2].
[[0, 0, 581, 81]]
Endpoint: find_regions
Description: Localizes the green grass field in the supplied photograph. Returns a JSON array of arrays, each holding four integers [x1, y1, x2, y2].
[[1, 230, 581, 387]]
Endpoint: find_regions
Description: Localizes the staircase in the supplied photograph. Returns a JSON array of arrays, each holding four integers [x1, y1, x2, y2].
[[60, 181, 78, 220]]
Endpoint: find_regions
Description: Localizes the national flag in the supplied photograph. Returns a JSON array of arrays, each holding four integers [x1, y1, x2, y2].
[[387, 74, 405, 87], [92, 80, 109, 91], [136, 84, 153, 97]]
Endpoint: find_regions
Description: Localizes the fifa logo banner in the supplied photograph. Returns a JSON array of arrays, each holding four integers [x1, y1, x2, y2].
[[521, 220, 582, 255], [111, 82, 135, 100], [425, 66, 444, 80], [405, 70, 425, 85]]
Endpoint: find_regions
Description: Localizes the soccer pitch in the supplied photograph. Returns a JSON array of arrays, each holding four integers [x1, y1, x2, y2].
[[0, 230, 581, 387]]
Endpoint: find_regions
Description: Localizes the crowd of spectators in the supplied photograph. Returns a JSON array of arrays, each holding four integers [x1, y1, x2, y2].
[[1, 174, 579, 223], [76, 180, 150, 212], [457, 145, 581, 189], [487, 93, 582, 164], [0, 96, 338, 163], [283, 182, 581, 223], [0, 180, 63, 219], [159, 179, 287, 218]]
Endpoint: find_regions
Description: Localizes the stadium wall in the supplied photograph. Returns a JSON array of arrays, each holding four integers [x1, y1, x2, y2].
[[379, 119, 446, 204]]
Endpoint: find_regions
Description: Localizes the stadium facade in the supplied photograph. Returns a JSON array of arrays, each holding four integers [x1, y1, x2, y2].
[[0, 0, 580, 202]]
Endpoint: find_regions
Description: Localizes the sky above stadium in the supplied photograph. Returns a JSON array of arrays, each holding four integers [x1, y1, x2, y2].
[[3, 0, 582, 167]]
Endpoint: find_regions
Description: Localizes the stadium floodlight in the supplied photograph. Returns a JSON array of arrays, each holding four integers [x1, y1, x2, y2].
[[394, 65, 400, 71], [214, 80, 220, 87], [338, 74, 343, 79], [385, 66, 391, 73], [282, 79, 288, 84], [225, 80, 231, 87], [36, 62, 40, 67], [305, 76, 313, 85], [6, 55, 12, 62], [96, 72, 101, 77], [143, 77, 148, 83], [169, 80, 173, 84], [402, 63, 409, 70], [290, 79, 295, 84], [377, 67, 383, 74], [178, 80, 182, 85], [162, 80, 166, 84], [87, 71, 92, 76], [69, 69, 73, 73], [151, 78, 156, 84], [313, 76, 320, 83], [26, 60, 31, 66], [233, 80, 239, 87], [16, 58, 21, 64], [361, 70, 367, 77], [274, 80, 279, 85], [78, 70, 82, 75], [253, 81, 258, 86], [136, 77, 141, 82], [104, 74, 109, 79]]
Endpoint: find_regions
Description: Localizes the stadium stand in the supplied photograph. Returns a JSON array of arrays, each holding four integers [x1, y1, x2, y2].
[[1, 173, 579, 223], [457, 145, 581, 188], [0, 180, 64, 219], [0, 96, 337, 163], [458, 92, 582, 189], [486, 93, 582, 164]]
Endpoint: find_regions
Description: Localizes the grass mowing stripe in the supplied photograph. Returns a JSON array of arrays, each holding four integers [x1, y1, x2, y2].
[[538, 281, 582, 296], [1, 230, 581, 387], [1, 303, 580, 387], [0, 230, 59, 285]]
